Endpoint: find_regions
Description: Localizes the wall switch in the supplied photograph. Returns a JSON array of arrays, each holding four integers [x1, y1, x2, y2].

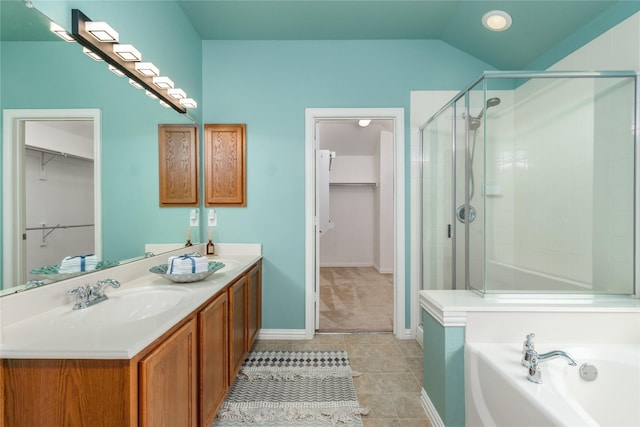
[[208, 209, 217, 226], [189, 209, 199, 227]]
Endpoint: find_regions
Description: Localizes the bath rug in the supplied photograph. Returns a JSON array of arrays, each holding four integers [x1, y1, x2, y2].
[[213, 350, 369, 426]]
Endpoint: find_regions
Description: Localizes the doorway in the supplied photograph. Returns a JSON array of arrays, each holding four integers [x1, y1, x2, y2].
[[2, 109, 101, 289], [304, 108, 405, 339]]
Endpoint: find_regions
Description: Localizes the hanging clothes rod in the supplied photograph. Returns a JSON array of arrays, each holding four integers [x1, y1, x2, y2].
[[329, 182, 378, 187], [26, 224, 95, 231], [26, 223, 95, 245]]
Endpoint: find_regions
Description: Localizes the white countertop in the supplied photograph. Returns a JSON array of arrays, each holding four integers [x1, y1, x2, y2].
[[0, 249, 261, 359]]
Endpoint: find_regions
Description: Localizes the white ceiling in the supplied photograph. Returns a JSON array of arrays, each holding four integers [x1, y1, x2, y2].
[[318, 119, 394, 157]]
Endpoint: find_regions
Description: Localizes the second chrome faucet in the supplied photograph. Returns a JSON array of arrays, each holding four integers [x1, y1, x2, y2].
[[521, 333, 577, 384]]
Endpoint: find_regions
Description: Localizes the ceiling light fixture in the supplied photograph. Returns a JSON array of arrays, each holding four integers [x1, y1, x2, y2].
[[82, 47, 103, 61], [50, 22, 75, 42], [482, 10, 512, 31], [358, 119, 371, 127], [71, 9, 187, 114], [84, 21, 119, 42]]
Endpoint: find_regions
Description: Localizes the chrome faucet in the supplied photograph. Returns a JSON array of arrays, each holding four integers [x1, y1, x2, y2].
[[24, 279, 46, 289], [65, 279, 121, 310], [521, 333, 577, 384]]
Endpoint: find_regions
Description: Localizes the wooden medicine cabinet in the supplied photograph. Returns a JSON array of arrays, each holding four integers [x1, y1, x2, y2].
[[158, 124, 200, 207], [204, 124, 246, 207]]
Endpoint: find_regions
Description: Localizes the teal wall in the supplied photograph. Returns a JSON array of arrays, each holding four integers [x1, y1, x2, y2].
[[1, 0, 202, 287], [201, 39, 495, 330], [423, 311, 465, 427]]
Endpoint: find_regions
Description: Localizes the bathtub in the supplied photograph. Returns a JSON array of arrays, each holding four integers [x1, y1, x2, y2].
[[465, 342, 640, 427]]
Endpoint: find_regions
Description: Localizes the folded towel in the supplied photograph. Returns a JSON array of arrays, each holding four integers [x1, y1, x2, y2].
[[59, 254, 97, 273], [168, 254, 208, 274]]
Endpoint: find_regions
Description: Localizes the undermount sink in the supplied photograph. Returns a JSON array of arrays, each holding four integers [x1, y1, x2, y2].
[[56, 285, 191, 327]]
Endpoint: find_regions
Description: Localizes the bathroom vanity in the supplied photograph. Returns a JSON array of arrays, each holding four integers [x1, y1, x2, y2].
[[0, 245, 262, 427]]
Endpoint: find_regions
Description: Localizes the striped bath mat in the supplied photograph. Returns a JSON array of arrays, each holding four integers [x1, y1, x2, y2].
[[213, 351, 369, 426]]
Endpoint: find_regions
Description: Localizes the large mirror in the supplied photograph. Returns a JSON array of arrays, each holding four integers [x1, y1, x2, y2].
[[1, 0, 201, 295]]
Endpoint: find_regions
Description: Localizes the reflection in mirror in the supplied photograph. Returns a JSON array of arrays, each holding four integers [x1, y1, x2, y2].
[[1, 1, 200, 295]]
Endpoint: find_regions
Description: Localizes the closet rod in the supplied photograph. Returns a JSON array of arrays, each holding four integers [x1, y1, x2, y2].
[[26, 224, 94, 231], [329, 182, 378, 187]]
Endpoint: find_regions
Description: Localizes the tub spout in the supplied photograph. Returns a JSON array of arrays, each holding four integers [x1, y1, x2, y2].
[[537, 350, 577, 366], [526, 349, 577, 384]]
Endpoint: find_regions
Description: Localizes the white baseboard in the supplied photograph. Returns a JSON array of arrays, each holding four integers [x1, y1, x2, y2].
[[256, 329, 308, 340], [416, 323, 424, 347], [395, 328, 414, 340], [421, 388, 444, 427]]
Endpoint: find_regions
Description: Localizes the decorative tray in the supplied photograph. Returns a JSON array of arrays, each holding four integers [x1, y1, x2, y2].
[[30, 260, 120, 281], [149, 261, 225, 283]]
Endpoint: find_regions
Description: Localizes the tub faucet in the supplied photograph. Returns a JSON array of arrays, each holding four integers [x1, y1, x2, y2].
[[522, 333, 577, 384], [521, 333, 536, 367]]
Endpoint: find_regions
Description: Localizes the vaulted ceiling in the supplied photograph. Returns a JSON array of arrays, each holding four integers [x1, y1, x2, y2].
[[3, 1, 637, 70], [177, 0, 638, 70]]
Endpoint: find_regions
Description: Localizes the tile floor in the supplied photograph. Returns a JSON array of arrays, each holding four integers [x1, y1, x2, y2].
[[253, 333, 432, 427]]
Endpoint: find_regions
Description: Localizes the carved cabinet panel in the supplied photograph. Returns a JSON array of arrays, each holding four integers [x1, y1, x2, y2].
[[158, 124, 199, 207], [204, 124, 246, 207]]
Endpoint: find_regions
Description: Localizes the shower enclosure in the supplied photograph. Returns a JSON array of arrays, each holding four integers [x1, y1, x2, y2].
[[421, 71, 638, 295]]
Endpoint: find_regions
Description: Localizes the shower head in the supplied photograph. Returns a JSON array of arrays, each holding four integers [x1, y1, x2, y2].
[[476, 97, 501, 120]]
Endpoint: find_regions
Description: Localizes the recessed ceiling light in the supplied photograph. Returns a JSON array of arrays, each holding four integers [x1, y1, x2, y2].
[[358, 119, 371, 127], [482, 10, 512, 32]]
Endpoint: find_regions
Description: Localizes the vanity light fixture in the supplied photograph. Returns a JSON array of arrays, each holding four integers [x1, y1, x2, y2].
[[482, 10, 512, 31], [71, 9, 187, 113], [108, 64, 125, 77], [134, 62, 160, 77], [168, 88, 187, 99], [129, 79, 143, 89], [358, 119, 371, 127], [179, 98, 198, 109], [113, 44, 142, 61], [50, 22, 75, 42], [146, 90, 158, 99], [153, 76, 174, 89], [84, 21, 119, 42], [82, 47, 103, 61]]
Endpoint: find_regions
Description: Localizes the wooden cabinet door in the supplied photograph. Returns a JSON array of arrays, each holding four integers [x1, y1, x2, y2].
[[247, 261, 262, 350], [204, 124, 246, 207], [139, 319, 197, 427], [199, 291, 229, 426], [228, 276, 248, 385], [158, 124, 199, 206]]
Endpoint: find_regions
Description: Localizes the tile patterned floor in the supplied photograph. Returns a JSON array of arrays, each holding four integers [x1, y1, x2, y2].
[[319, 267, 394, 333], [253, 333, 432, 427]]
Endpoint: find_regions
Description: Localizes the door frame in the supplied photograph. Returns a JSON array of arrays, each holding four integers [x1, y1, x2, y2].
[[2, 109, 102, 288], [304, 107, 405, 339]]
